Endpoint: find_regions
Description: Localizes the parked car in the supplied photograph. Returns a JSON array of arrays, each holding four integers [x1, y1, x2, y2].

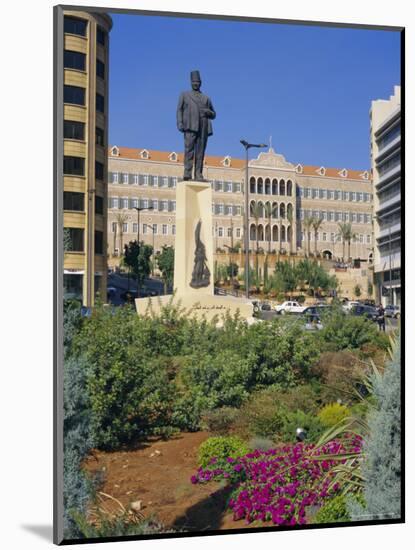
[[120, 290, 139, 302], [275, 301, 306, 314], [252, 301, 273, 315], [384, 304, 400, 319], [301, 305, 331, 322], [342, 300, 360, 313], [350, 304, 379, 321]]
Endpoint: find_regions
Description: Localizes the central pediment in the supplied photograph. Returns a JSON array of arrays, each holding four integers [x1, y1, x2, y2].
[[249, 148, 294, 170]]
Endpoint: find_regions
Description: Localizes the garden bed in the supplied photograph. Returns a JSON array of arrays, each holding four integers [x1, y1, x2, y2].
[[83, 431, 263, 532]]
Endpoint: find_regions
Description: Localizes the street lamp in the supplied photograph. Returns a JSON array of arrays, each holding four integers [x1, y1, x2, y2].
[[133, 205, 153, 245], [133, 205, 153, 296], [144, 223, 156, 276], [240, 140, 267, 298]]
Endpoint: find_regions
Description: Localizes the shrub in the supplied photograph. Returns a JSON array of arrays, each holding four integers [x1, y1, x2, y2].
[[317, 403, 351, 428], [63, 301, 94, 539], [87, 353, 177, 449], [201, 407, 239, 435], [73, 507, 172, 538], [249, 437, 275, 451], [279, 410, 325, 444], [350, 339, 401, 521], [311, 351, 366, 406], [318, 308, 389, 352], [278, 384, 320, 414], [233, 389, 286, 440], [312, 494, 365, 524], [233, 385, 322, 443], [198, 436, 249, 469]]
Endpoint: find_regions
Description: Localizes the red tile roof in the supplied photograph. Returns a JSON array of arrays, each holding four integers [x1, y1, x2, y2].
[[108, 146, 370, 181]]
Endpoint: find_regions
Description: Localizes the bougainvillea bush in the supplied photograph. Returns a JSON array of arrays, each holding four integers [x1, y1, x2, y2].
[[191, 436, 362, 526]]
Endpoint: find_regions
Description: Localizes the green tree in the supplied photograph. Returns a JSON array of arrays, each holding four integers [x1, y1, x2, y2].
[[295, 258, 336, 297], [354, 284, 362, 298], [157, 245, 174, 294], [226, 262, 239, 280], [275, 261, 297, 298], [123, 241, 153, 295]]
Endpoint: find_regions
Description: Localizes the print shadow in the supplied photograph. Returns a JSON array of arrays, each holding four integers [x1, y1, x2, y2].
[[172, 484, 234, 532]]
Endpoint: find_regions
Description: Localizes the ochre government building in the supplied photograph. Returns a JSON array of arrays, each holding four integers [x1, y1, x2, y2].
[[107, 146, 374, 262]]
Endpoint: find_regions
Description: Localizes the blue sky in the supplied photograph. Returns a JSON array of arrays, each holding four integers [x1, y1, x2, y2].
[[108, 13, 401, 170]]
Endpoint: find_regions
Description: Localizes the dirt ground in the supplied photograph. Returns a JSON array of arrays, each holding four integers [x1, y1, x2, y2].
[[83, 431, 261, 533]]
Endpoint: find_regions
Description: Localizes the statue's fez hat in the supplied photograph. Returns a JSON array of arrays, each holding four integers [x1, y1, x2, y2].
[[190, 70, 201, 82]]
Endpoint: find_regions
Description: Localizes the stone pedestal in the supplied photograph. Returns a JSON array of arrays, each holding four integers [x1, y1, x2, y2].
[[136, 180, 254, 323], [173, 181, 214, 296]]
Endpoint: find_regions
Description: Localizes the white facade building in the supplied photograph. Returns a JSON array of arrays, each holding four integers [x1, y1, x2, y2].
[[370, 85, 401, 306]]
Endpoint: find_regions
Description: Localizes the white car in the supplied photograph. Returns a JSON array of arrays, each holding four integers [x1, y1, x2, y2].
[[275, 301, 306, 314]]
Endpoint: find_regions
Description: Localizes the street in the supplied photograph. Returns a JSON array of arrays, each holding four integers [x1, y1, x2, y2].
[[107, 272, 166, 306]]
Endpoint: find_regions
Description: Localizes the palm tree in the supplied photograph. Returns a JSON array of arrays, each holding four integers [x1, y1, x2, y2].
[[112, 222, 117, 256], [337, 222, 356, 260], [312, 217, 324, 256], [344, 222, 357, 260], [337, 222, 347, 259], [303, 216, 314, 258], [264, 202, 278, 254], [286, 208, 294, 256], [115, 212, 129, 257], [250, 202, 262, 290]]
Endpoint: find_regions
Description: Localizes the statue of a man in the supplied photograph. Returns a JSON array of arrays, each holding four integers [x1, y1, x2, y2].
[[176, 70, 216, 181]]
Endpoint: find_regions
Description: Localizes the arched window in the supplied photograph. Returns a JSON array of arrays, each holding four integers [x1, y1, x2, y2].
[[257, 201, 264, 218], [279, 179, 286, 195], [287, 225, 292, 243], [281, 225, 286, 242], [279, 203, 286, 219], [250, 223, 257, 241], [272, 202, 278, 219], [286, 180, 293, 196], [257, 177, 264, 194], [272, 178, 278, 195], [265, 224, 271, 242], [287, 203, 293, 218], [265, 178, 271, 195], [272, 225, 279, 242], [250, 176, 256, 194], [257, 224, 264, 241], [250, 199, 256, 214]]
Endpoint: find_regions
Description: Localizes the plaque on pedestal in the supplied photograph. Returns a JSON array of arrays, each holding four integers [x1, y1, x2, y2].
[[135, 180, 254, 322]]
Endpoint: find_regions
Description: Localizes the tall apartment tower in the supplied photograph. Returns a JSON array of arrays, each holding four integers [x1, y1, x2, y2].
[[62, 10, 112, 306], [370, 86, 401, 306]]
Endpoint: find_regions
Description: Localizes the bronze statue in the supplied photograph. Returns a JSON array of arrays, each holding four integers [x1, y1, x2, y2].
[[176, 70, 216, 181], [190, 220, 210, 288]]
